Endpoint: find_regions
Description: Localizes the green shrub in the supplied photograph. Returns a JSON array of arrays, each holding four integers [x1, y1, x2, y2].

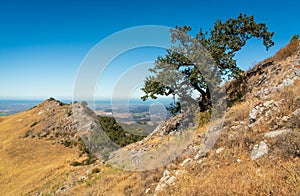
[[98, 116, 145, 147]]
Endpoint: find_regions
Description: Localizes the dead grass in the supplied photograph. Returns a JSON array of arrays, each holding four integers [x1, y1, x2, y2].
[[0, 105, 85, 196], [62, 166, 163, 196], [272, 38, 300, 62], [270, 131, 300, 158], [225, 100, 253, 123], [163, 157, 299, 195], [0, 116, 8, 122]]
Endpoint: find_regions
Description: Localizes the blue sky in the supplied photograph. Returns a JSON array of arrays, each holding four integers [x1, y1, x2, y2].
[[0, 0, 299, 100]]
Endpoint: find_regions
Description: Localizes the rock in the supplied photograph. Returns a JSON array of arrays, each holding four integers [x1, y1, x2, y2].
[[194, 122, 223, 160], [155, 182, 166, 192], [249, 100, 279, 124], [180, 158, 192, 167], [163, 170, 170, 178], [166, 176, 176, 185], [264, 129, 292, 138], [188, 145, 201, 153], [295, 65, 300, 76], [215, 147, 224, 154], [277, 78, 294, 89], [145, 188, 151, 194], [250, 141, 268, 160], [249, 106, 260, 123], [194, 149, 208, 160], [197, 160, 203, 164], [293, 108, 300, 120], [282, 116, 290, 122], [155, 170, 176, 193], [37, 111, 43, 116], [263, 100, 274, 108]]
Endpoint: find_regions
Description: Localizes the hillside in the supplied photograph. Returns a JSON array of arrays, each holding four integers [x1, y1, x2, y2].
[[0, 39, 300, 195]]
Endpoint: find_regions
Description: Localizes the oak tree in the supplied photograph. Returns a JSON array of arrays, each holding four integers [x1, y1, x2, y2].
[[141, 14, 274, 113]]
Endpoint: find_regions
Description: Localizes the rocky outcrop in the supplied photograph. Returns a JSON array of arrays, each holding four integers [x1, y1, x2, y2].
[[250, 141, 268, 160]]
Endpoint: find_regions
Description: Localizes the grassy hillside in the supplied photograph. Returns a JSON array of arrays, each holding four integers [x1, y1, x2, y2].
[[0, 39, 299, 195], [0, 109, 81, 195]]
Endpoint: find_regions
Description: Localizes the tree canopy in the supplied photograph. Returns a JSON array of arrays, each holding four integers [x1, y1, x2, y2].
[[141, 13, 274, 113]]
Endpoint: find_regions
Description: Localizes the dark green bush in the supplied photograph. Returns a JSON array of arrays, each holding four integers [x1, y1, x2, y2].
[[98, 116, 145, 147]]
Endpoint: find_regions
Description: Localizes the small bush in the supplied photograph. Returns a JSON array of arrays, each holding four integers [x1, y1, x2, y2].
[[70, 161, 81, 166], [30, 121, 38, 127], [198, 112, 211, 127], [91, 167, 101, 174], [63, 140, 71, 147], [66, 110, 72, 117]]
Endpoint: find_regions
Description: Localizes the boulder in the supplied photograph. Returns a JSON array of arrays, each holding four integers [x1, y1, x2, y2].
[[264, 129, 291, 138], [155, 170, 176, 193], [250, 141, 268, 160], [180, 158, 192, 167]]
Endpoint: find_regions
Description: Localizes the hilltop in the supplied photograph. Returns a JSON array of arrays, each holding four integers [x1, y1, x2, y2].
[[0, 39, 300, 195]]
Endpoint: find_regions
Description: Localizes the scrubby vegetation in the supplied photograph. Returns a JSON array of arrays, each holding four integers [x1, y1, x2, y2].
[[98, 116, 145, 147], [272, 35, 300, 61]]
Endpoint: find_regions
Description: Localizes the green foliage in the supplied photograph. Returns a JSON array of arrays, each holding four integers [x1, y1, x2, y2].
[[63, 140, 71, 147], [66, 109, 72, 117], [98, 116, 145, 147], [198, 112, 211, 127], [141, 13, 274, 112], [290, 34, 299, 42], [197, 13, 274, 78], [166, 101, 181, 115], [81, 100, 88, 106]]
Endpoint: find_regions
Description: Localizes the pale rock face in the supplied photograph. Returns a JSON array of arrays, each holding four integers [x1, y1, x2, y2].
[[250, 141, 268, 160], [145, 188, 151, 194], [155, 170, 177, 193], [249, 100, 279, 124], [293, 108, 300, 120], [249, 106, 261, 123], [276, 78, 295, 90], [264, 129, 292, 138], [180, 158, 192, 167]]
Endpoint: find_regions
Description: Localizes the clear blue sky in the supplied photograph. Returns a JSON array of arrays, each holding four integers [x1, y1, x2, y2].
[[0, 0, 299, 100]]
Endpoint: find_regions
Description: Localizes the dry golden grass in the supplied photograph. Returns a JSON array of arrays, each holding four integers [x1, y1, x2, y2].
[[162, 157, 300, 195], [273, 38, 300, 62], [0, 116, 8, 122], [225, 100, 253, 123], [0, 107, 85, 195]]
